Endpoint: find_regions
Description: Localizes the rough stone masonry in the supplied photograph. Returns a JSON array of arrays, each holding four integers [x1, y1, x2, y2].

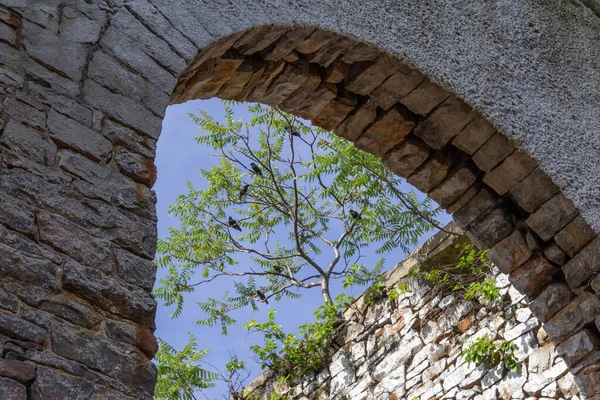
[[0, 0, 598, 398]]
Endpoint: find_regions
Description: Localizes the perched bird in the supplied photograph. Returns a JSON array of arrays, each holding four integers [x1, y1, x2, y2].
[[228, 216, 242, 231], [350, 210, 362, 220], [256, 290, 269, 304], [273, 265, 283, 274], [239, 184, 249, 200], [251, 162, 262, 176], [286, 126, 301, 137]]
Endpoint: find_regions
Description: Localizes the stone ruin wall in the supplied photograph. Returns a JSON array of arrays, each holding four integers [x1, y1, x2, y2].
[[0, 0, 597, 399], [245, 228, 582, 400]]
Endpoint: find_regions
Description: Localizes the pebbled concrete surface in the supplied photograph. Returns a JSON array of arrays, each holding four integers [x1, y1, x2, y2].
[[150, 0, 600, 232]]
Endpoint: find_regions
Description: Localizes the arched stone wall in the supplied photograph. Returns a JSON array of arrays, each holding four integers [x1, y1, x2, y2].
[[0, 0, 598, 399]]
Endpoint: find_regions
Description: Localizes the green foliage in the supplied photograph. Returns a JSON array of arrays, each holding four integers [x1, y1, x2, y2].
[[407, 243, 500, 305], [463, 334, 520, 372], [154, 102, 439, 333], [154, 334, 218, 400], [364, 281, 386, 304], [388, 283, 411, 301], [243, 293, 351, 383]]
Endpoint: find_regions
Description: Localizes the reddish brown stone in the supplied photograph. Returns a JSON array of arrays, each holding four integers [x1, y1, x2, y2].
[[231, 62, 268, 102], [312, 91, 357, 131], [471, 132, 516, 172], [529, 283, 572, 322], [309, 36, 356, 68], [261, 63, 312, 106], [335, 102, 378, 142], [382, 138, 430, 178], [428, 165, 477, 209], [407, 152, 453, 193], [324, 59, 350, 83], [526, 193, 579, 242], [466, 206, 515, 249], [184, 30, 245, 74], [0, 360, 35, 383], [544, 292, 600, 344], [554, 215, 597, 258], [370, 68, 424, 110], [508, 255, 558, 296], [345, 54, 398, 93], [452, 117, 496, 155], [262, 27, 315, 61], [217, 61, 254, 100], [399, 78, 450, 116], [295, 30, 337, 54], [446, 184, 478, 214], [543, 243, 569, 266], [483, 149, 538, 195], [279, 70, 322, 111], [245, 60, 287, 103], [452, 188, 498, 229], [556, 329, 599, 366], [413, 96, 477, 150], [509, 167, 560, 213], [294, 82, 337, 120], [340, 42, 382, 63], [234, 26, 287, 55], [354, 108, 415, 157], [488, 230, 531, 273], [187, 55, 244, 100], [563, 236, 600, 289]]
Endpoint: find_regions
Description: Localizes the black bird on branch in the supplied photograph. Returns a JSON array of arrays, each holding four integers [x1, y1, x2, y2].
[[228, 216, 242, 231], [239, 184, 249, 200], [286, 126, 301, 137], [273, 265, 283, 274], [256, 290, 269, 304], [250, 163, 262, 176], [349, 210, 362, 220]]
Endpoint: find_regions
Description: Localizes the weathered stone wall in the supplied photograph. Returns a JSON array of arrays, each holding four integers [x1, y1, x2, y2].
[[0, 0, 597, 398], [245, 228, 582, 400]]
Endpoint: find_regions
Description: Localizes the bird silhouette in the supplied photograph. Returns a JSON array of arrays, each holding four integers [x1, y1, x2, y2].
[[273, 265, 283, 274], [228, 216, 242, 231], [286, 126, 301, 137], [350, 210, 362, 220], [251, 163, 262, 176], [239, 184, 249, 200], [256, 290, 269, 304]]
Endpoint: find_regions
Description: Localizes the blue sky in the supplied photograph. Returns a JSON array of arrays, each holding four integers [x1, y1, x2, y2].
[[153, 99, 452, 398]]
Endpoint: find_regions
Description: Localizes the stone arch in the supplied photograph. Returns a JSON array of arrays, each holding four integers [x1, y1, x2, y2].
[[0, 1, 598, 399]]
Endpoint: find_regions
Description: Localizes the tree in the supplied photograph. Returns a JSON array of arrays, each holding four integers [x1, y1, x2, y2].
[[154, 102, 442, 336]]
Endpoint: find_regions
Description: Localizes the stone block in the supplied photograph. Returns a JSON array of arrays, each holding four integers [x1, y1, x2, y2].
[[554, 215, 597, 258], [0, 360, 36, 383], [556, 329, 599, 366], [407, 151, 453, 193], [39, 294, 102, 330], [83, 80, 163, 140], [452, 188, 498, 229], [216, 61, 255, 100], [483, 150, 538, 195], [29, 83, 93, 127], [429, 164, 477, 208], [1, 120, 57, 167], [4, 97, 47, 129], [105, 319, 158, 359], [446, 184, 478, 214], [62, 259, 157, 327], [335, 101, 378, 142], [0, 310, 47, 344], [574, 362, 600, 397], [543, 243, 569, 266], [60, 3, 106, 44], [235, 26, 287, 55], [293, 82, 337, 120], [0, 242, 60, 291], [309, 36, 356, 68], [354, 107, 415, 157], [115, 248, 157, 291], [346, 54, 398, 95], [452, 116, 497, 155], [488, 230, 531, 273], [0, 191, 36, 236], [47, 109, 112, 162], [37, 211, 112, 274], [21, 20, 88, 81], [262, 27, 314, 61], [295, 30, 337, 54], [400, 78, 450, 116], [509, 167, 560, 212], [414, 96, 477, 150], [472, 132, 515, 172], [0, 286, 18, 313], [544, 292, 600, 343], [526, 193, 579, 242], [312, 91, 357, 131], [466, 206, 515, 249], [370, 68, 424, 110], [563, 236, 600, 289], [0, 377, 26, 400], [508, 255, 558, 296], [102, 119, 156, 160], [262, 62, 313, 106], [187, 56, 245, 101], [115, 147, 157, 187], [382, 138, 430, 178]]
